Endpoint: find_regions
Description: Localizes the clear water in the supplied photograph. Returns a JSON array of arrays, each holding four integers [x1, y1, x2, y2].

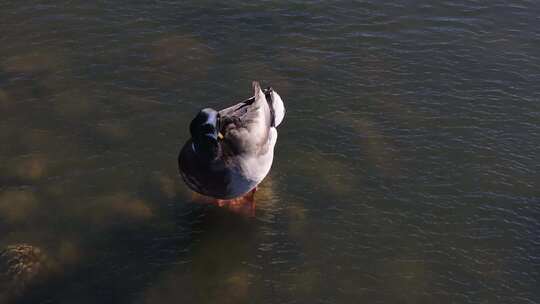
[[0, 1, 539, 303]]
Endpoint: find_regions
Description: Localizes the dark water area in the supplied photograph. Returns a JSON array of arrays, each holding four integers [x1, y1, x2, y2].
[[0, 1, 539, 303]]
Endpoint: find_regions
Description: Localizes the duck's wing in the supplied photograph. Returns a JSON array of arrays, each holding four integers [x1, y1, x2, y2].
[[219, 81, 273, 156]]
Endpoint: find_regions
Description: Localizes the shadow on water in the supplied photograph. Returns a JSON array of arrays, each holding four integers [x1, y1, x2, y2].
[[5, 185, 259, 304], [139, 205, 258, 304]]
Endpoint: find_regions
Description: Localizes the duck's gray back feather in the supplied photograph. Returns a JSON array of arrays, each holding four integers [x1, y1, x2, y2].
[[219, 82, 273, 156], [217, 81, 282, 195]]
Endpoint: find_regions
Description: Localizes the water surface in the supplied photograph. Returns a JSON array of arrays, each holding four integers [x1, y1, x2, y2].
[[0, 1, 539, 303]]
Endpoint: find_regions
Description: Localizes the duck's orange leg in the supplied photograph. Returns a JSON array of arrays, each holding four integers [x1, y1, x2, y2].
[[193, 187, 258, 216], [246, 187, 257, 217]]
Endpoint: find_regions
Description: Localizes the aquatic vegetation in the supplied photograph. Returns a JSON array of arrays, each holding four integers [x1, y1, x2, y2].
[[1, 51, 64, 74], [332, 112, 400, 176], [10, 154, 48, 181], [95, 121, 130, 140], [158, 174, 181, 199], [52, 89, 95, 118], [0, 190, 39, 224], [286, 204, 308, 239], [150, 35, 214, 85], [292, 146, 361, 197], [0, 89, 10, 111], [87, 193, 154, 226], [154, 172, 187, 200]]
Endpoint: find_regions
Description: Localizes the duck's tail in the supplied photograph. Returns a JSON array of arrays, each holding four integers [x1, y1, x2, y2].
[[252, 81, 285, 128]]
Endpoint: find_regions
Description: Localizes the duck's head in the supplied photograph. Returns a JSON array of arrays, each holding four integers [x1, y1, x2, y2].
[[190, 108, 221, 160]]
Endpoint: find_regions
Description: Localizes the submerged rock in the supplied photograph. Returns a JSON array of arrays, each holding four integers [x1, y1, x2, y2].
[[0, 244, 54, 300]]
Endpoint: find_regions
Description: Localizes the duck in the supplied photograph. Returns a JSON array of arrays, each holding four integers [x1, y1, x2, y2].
[[178, 81, 285, 200]]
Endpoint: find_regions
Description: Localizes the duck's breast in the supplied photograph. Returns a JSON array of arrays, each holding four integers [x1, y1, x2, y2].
[[178, 141, 230, 198]]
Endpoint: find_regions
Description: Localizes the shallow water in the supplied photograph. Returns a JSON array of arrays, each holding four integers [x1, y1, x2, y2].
[[0, 1, 539, 303]]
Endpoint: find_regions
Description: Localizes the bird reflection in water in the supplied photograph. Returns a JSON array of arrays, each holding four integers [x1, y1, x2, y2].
[[191, 188, 257, 217]]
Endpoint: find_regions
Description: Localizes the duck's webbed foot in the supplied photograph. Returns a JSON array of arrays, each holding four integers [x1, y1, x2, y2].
[[206, 187, 257, 216]]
